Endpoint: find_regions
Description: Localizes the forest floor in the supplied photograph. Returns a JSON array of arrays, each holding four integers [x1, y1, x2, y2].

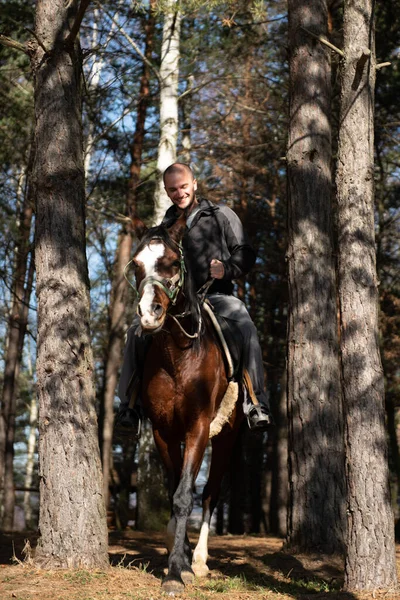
[[0, 529, 399, 600]]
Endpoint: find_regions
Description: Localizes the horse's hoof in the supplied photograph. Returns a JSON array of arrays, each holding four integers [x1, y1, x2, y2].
[[192, 560, 209, 578], [181, 569, 195, 585], [162, 578, 185, 596]]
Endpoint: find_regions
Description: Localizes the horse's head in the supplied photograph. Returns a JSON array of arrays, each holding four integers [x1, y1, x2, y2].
[[132, 215, 187, 333]]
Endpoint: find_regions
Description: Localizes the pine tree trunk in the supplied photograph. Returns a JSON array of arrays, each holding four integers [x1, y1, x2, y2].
[[336, 0, 397, 589], [269, 370, 288, 537], [1, 154, 34, 531], [286, 0, 345, 553], [101, 2, 156, 509], [152, 0, 181, 225], [31, 0, 108, 568], [136, 422, 169, 530]]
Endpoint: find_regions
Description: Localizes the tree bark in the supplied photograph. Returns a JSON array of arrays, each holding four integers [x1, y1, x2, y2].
[[0, 153, 34, 531], [31, 0, 108, 568], [152, 0, 181, 225], [100, 1, 156, 510], [286, 0, 345, 553], [336, 0, 397, 589]]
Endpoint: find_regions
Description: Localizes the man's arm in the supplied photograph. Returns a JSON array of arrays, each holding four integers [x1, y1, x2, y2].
[[217, 206, 256, 280]]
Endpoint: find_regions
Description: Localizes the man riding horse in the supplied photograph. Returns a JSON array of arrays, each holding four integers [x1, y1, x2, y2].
[[116, 162, 272, 435]]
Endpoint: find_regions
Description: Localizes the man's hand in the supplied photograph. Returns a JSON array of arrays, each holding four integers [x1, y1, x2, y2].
[[210, 259, 225, 279]]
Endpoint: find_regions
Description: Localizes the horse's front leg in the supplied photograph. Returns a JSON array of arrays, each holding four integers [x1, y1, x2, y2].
[[193, 426, 241, 577], [152, 430, 182, 554], [162, 424, 209, 595]]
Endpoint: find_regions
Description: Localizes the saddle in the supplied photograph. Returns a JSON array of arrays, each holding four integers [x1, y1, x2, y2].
[[203, 301, 259, 407]]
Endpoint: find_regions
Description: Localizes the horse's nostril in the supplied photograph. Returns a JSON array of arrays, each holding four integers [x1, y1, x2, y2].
[[153, 304, 163, 317]]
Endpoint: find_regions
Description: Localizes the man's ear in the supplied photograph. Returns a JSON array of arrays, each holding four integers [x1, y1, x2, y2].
[[131, 215, 148, 239], [167, 212, 187, 243]]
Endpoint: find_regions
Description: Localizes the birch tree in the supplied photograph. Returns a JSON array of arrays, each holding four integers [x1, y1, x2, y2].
[[152, 0, 182, 225], [286, 0, 345, 552], [336, 0, 397, 589]]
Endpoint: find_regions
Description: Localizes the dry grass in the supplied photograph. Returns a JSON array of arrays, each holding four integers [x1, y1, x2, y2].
[[0, 530, 399, 600]]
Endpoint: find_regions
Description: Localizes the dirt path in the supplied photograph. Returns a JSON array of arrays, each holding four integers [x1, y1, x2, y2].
[[0, 530, 399, 599]]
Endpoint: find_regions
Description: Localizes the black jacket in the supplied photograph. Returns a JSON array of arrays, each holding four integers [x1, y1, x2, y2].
[[162, 198, 256, 295]]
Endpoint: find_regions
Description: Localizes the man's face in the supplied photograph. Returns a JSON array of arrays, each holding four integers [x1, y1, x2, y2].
[[164, 170, 197, 212]]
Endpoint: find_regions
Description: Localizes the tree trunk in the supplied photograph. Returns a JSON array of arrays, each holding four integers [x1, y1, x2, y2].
[[1, 154, 34, 531], [136, 422, 170, 530], [286, 0, 345, 553], [152, 0, 181, 225], [31, 0, 108, 568], [136, 0, 181, 527], [269, 370, 288, 537], [83, 2, 124, 179], [336, 0, 397, 589], [100, 1, 156, 510], [24, 335, 38, 530], [180, 74, 194, 164]]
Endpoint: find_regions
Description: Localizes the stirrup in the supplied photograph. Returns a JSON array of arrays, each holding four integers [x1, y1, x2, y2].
[[114, 406, 141, 442], [247, 405, 271, 432]]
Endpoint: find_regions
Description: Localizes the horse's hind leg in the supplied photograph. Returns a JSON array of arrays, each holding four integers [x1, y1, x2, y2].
[[192, 430, 240, 577], [162, 424, 209, 594]]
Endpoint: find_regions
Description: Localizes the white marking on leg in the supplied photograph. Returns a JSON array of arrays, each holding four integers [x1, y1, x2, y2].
[[166, 516, 176, 554], [192, 520, 210, 576], [136, 243, 165, 326]]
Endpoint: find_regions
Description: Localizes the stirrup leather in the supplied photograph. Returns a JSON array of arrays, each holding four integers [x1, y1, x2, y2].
[[243, 369, 259, 406], [203, 301, 234, 379]]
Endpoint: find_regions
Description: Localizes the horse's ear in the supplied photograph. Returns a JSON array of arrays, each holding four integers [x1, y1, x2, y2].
[[167, 212, 187, 243], [131, 215, 148, 239]]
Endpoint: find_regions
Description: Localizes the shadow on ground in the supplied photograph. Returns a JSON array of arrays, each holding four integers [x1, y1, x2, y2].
[[2, 529, 397, 599]]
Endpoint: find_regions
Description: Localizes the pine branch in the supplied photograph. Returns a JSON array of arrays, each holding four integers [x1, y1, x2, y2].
[[376, 62, 391, 70], [65, 0, 91, 47], [300, 26, 345, 58], [0, 34, 29, 56], [98, 1, 161, 85]]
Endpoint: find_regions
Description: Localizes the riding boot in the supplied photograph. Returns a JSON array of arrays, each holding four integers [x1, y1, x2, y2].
[[114, 372, 142, 441], [243, 370, 272, 432]]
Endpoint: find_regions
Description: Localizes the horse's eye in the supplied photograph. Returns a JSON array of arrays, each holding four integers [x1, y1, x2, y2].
[[172, 260, 180, 268]]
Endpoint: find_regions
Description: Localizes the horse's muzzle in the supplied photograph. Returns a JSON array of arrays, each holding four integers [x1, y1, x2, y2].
[[138, 302, 166, 331]]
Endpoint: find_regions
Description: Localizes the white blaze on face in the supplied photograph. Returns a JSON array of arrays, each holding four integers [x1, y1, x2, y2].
[[136, 242, 165, 327]]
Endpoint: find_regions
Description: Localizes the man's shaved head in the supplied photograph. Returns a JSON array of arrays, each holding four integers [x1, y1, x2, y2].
[[163, 163, 194, 183]]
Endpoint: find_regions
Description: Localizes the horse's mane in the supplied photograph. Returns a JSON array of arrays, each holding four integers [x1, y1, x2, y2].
[[137, 225, 203, 345]]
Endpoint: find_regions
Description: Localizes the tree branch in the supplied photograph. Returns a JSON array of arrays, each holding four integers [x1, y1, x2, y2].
[[376, 62, 391, 70], [0, 34, 29, 56], [98, 2, 161, 85], [300, 26, 345, 58], [65, 0, 91, 47]]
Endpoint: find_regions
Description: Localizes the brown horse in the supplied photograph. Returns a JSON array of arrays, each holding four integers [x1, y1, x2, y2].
[[131, 214, 244, 594]]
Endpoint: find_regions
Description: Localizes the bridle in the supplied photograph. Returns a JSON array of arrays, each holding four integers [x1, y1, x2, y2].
[[136, 241, 186, 306], [124, 237, 202, 339]]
